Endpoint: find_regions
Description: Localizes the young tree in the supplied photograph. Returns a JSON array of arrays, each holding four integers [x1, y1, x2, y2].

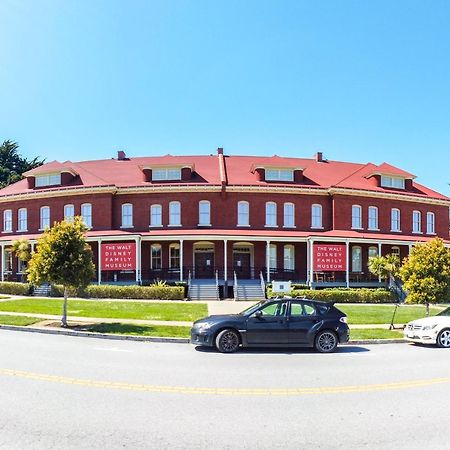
[[400, 238, 450, 314], [27, 217, 95, 327], [11, 239, 32, 282], [368, 254, 401, 281]]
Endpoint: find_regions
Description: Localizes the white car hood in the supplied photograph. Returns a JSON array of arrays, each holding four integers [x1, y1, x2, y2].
[[409, 316, 450, 327]]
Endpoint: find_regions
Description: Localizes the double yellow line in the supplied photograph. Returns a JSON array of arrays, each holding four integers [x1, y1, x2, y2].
[[1, 367, 449, 397]]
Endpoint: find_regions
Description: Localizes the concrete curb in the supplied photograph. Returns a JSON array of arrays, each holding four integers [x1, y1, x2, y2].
[[0, 324, 407, 346]]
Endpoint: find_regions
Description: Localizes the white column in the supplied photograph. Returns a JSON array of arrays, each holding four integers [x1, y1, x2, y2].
[[266, 240, 270, 282], [346, 240, 350, 288], [223, 239, 228, 282], [309, 239, 314, 287], [97, 239, 102, 285], [378, 242, 382, 282], [135, 237, 141, 284], [179, 239, 184, 281], [1, 244, 4, 282], [408, 244, 413, 254]]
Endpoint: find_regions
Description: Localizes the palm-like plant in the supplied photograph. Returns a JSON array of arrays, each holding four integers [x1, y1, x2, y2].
[[368, 254, 401, 281]]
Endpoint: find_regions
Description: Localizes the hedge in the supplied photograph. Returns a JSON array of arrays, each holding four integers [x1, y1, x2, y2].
[[268, 288, 395, 304], [0, 282, 32, 296], [50, 284, 185, 300]]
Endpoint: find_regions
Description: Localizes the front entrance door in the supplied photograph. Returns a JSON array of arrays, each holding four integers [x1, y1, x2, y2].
[[194, 252, 214, 278], [233, 252, 251, 279]]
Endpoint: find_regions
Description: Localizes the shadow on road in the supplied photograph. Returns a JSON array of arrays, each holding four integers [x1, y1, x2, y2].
[[194, 345, 370, 354]]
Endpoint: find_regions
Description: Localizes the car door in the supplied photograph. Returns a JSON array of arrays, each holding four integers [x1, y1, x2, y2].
[[288, 301, 320, 344], [245, 301, 289, 345]]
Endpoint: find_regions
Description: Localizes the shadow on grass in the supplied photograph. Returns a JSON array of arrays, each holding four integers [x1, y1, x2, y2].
[[74, 322, 190, 338]]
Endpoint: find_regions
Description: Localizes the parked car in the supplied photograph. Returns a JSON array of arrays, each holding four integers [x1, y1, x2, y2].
[[404, 307, 450, 348], [190, 298, 349, 353]]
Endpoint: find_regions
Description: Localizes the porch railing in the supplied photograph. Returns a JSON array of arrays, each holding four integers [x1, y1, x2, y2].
[[234, 271, 238, 302]]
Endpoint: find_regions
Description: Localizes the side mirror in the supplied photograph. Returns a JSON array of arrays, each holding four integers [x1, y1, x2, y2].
[[254, 310, 263, 319]]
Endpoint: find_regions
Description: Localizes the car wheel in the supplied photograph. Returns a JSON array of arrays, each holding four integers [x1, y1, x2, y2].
[[315, 330, 338, 353], [436, 329, 450, 348], [215, 329, 240, 353]]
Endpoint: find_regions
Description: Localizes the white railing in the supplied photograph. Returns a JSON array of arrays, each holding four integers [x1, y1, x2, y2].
[[260, 271, 266, 299], [187, 270, 192, 301], [215, 270, 220, 301], [234, 271, 238, 302]]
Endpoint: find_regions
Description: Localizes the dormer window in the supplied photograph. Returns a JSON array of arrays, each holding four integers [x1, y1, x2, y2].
[[265, 169, 294, 182], [35, 173, 61, 187], [152, 168, 181, 181], [380, 175, 405, 189]]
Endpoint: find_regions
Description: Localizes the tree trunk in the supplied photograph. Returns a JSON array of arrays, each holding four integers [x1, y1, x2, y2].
[[426, 302, 430, 317], [61, 286, 68, 327]]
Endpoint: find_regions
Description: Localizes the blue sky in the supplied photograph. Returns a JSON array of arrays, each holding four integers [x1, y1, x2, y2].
[[1, 0, 449, 194]]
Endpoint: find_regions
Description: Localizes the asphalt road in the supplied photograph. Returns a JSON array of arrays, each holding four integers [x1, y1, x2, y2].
[[0, 331, 449, 449]]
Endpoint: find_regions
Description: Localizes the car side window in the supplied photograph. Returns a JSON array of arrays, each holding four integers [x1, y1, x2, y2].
[[290, 302, 316, 316], [254, 302, 288, 317]]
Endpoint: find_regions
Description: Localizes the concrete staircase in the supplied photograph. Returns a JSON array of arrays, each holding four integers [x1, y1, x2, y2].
[[235, 280, 265, 302], [188, 280, 219, 301], [33, 283, 51, 297]]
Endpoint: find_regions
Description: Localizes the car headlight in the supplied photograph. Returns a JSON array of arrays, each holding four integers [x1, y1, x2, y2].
[[196, 322, 213, 331], [422, 324, 438, 331]]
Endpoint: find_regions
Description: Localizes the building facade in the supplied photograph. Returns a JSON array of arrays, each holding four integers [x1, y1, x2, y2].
[[0, 148, 448, 294]]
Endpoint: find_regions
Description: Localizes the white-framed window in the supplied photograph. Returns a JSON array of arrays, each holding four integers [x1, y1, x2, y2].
[[40, 206, 50, 230], [391, 246, 400, 257], [18, 258, 27, 274], [368, 246, 378, 259], [381, 175, 405, 189], [198, 200, 211, 226], [121, 203, 133, 228], [3, 209, 12, 232], [351, 246, 362, 272], [18, 208, 27, 231], [81, 203, 92, 228], [391, 208, 401, 231], [351, 205, 362, 229], [283, 203, 295, 228], [169, 243, 180, 269], [283, 245, 295, 271], [368, 206, 378, 230], [151, 244, 162, 270], [35, 173, 61, 187], [265, 202, 277, 227], [269, 244, 277, 270], [152, 168, 181, 181], [4, 249, 12, 272], [169, 201, 181, 226], [426, 212, 435, 234], [412, 210, 421, 233], [237, 201, 249, 226], [150, 204, 162, 227], [265, 168, 294, 182], [64, 204, 75, 223], [311, 204, 323, 228]]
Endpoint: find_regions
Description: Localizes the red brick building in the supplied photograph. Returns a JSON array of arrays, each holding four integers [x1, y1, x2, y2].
[[0, 148, 448, 296]]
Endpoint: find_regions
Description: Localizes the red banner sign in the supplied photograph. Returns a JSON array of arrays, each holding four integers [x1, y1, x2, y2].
[[313, 244, 347, 271], [101, 243, 136, 271]]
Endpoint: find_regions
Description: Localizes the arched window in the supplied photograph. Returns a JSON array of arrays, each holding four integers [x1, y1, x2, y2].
[[351, 205, 362, 229], [198, 200, 211, 226], [40, 206, 50, 230], [391, 246, 400, 257], [151, 244, 162, 270], [81, 203, 92, 228], [169, 243, 180, 269], [391, 208, 401, 232], [121, 203, 133, 228], [150, 204, 162, 227], [368, 206, 378, 230], [368, 246, 378, 260], [311, 204, 322, 228], [18, 208, 27, 231], [169, 201, 181, 226], [237, 201, 249, 226], [3, 209, 12, 232], [284, 245, 295, 271], [64, 204, 75, 223], [426, 212, 435, 234], [352, 246, 362, 272], [412, 210, 421, 233], [269, 244, 277, 270], [283, 203, 295, 228], [265, 202, 277, 227]]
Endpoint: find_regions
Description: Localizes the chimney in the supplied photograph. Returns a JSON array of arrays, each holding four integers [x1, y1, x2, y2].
[[117, 150, 126, 160], [217, 147, 224, 155], [315, 151, 323, 162]]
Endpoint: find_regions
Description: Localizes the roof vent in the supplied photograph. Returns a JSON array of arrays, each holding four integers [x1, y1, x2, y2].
[[315, 151, 323, 162], [117, 150, 127, 160]]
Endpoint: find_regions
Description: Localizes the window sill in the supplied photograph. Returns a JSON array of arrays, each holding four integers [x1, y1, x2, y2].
[[264, 225, 278, 228], [197, 224, 212, 227], [237, 224, 251, 227], [168, 224, 182, 227], [311, 226, 324, 230], [351, 227, 364, 231], [16, 229, 28, 233], [367, 228, 380, 231], [426, 232, 436, 236], [149, 225, 163, 228], [390, 230, 402, 233], [120, 226, 134, 229], [1, 231, 13, 234], [412, 231, 423, 235], [282, 225, 296, 229]]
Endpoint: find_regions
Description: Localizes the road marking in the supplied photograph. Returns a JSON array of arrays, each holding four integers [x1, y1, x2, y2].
[[0, 367, 449, 397]]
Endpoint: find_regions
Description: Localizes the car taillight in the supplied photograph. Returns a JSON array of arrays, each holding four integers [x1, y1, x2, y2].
[[339, 316, 347, 324]]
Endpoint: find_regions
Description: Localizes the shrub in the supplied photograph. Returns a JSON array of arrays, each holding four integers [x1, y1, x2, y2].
[[50, 284, 80, 298], [85, 284, 185, 300], [268, 287, 395, 303], [0, 281, 32, 296]]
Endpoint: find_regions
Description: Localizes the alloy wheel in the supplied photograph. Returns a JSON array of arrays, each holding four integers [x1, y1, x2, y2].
[[317, 331, 337, 352], [219, 330, 239, 352], [438, 330, 450, 348]]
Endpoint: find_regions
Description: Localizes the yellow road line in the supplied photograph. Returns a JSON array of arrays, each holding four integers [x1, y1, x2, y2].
[[0, 367, 449, 396]]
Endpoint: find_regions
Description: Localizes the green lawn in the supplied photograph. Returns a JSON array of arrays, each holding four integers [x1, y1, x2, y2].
[[0, 314, 42, 326], [81, 323, 191, 338], [349, 328, 404, 340], [338, 304, 443, 325], [0, 298, 207, 322]]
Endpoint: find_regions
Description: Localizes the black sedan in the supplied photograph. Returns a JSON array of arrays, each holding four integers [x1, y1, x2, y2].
[[191, 298, 349, 353]]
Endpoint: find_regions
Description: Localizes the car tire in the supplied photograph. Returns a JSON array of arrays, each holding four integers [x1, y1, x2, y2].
[[436, 329, 450, 348], [215, 329, 240, 353], [314, 330, 338, 353]]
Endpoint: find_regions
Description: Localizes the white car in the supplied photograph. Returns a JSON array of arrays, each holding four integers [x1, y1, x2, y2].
[[404, 307, 450, 348]]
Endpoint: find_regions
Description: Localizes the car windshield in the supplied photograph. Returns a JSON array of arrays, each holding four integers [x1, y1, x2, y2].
[[239, 301, 266, 316], [437, 307, 450, 317]]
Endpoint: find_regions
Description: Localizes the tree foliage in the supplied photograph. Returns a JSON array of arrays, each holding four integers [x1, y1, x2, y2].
[[11, 239, 32, 262], [400, 238, 450, 305], [367, 254, 401, 280], [27, 218, 95, 325], [0, 140, 44, 188]]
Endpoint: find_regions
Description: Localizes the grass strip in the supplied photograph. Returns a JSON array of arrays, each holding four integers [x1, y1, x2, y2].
[[350, 328, 404, 340], [0, 298, 207, 322], [81, 323, 191, 338], [0, 314, 42, 326]]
